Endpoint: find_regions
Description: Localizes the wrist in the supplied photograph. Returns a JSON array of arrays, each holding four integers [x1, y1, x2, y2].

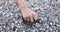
[[21, 6, 28, 10], [21, 6, 29, 11]]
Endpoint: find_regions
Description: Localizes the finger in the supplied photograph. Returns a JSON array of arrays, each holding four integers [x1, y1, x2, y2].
[[36, 13, 39, 19], [30, 16, 34, 23], [26, 16, 30, 22], [24, 16, 27, 21], [23, 16, 27, 21], [33, 13, 38, 21]]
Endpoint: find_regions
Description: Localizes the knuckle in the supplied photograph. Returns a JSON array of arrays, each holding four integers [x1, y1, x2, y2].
[[24, 16, 27, 19], [32, 13, 35, 15], [29, 15, 31, 16], [31, 14, 34, 16]]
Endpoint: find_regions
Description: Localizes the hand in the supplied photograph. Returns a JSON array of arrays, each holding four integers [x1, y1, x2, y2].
[[21, 8, 39, 23]]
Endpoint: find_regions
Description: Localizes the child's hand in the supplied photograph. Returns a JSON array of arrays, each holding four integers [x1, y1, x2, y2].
[[17, 0, 39, 22], [21, 8, 39, 23]]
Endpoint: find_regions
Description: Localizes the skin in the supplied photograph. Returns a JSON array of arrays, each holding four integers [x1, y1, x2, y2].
[[17, 0, 39, 22]]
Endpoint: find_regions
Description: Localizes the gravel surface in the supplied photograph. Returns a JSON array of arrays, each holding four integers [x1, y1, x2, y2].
[[0, 0, 60, 32]]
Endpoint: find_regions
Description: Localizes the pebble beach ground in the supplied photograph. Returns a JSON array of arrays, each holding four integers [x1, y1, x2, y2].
[[0, 0, 60, 32]]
